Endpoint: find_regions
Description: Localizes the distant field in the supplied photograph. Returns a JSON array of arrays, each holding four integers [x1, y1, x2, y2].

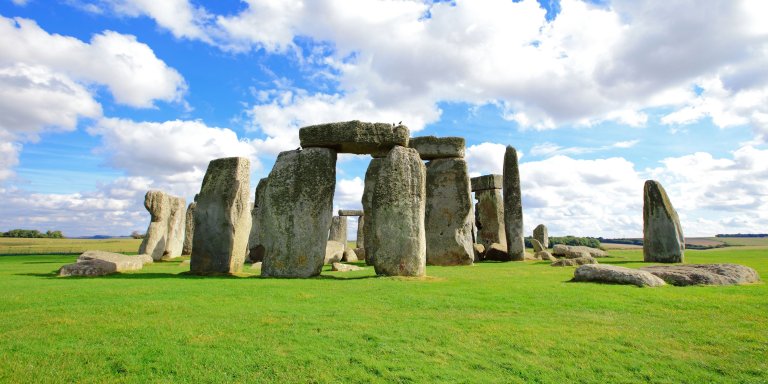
[[0, 238, 142, 255], [710, 237, 768, 246]]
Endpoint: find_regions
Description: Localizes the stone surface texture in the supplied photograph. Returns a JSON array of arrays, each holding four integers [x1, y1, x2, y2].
[[182, 201, 196, 255], [470, 174, 503, 192], [408, 136, 465, 160], [260, 148, 336, 277], [59, 259, 117, 277], [473, 243, 485, 261], [247, 178, 268, 262], [190, 157, 252, 275], [331, 262, 365, 272], [552, 244, 607, 258], [484, 243, 511, 261], [299, 120, 409, 155], [573, 264, 666, 287], [370, 146, 427, 276], [342, 248, 358, 262], [325, 241, 346, 264], [328, 216, 348, 245], [356, 216, 365, 249], [425, 158, 474, 266], [643, 180, 685, 263], [353, 247, 366, 261], [164, 196, 186, 259], [530, 238, 544, 253], [551, 256, 597, 267], [536, 250, 557, 261], [474, 189, 506, 249], [533, 224, 549, 249], [641, 264, 760, 286], [362, 158, 384, 266], [503, 146, 525, 261], [137, 190, 170, 261], [77, 250, 146, 271], [338, 209, 364, 216]]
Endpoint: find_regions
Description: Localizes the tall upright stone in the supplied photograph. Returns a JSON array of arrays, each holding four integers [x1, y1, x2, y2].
[[533, 224, 549, 249], [356, 215, 365, 249], [138, 190, 170, 260], [643, 180, 685, 263], [182, 198, 197, 255], [503, 146, 525, 261], [471, 175, 506, 250], [190, 157, 252, 275], [362, 158, 384, 266], [261, 148, 337, 278], [164, 196, 186, 258], [425, 158, 473, 266], [371, 146, 426, 276], [328, 216, 348, 246], [247, 178, 268, 262]]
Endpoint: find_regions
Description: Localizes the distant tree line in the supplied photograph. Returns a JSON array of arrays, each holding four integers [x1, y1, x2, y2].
[[597, 237, 643, 246], [715, 233, 768, 238], [524, 236, 602, 249], [0, 229, 64, 238]]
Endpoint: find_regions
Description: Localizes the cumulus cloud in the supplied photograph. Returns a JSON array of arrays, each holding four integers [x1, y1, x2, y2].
[[465, 142, 508, 177], [529, 139, 640, 157]]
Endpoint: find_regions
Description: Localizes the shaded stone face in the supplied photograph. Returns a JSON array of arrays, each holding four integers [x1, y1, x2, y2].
[[409, 136, 465, 160], [190, 157, 252, 275], [338, 209, 364, 216], [356, 216, 365, 249], [247, 178, 268, 262], [503, 146, 525, 261], [138, 190, 169, 261], [470, 174, 503, 192], [362, 158, 384, 266], [299, 120, 409, 155], [643, 180, 685, 263], [474, 189, 506, 249], [164, 196, 186, 259], [260, 148, 337, 278], [424, 158, 474, 266], [371, 146, 426, 277], [328, 216, 348, 245], [533, 224, 548, 249], [182, 202, 196, 255]]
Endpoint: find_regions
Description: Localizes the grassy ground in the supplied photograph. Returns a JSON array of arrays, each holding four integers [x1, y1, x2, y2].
[[0, 247, 766, 383], [0, 238, 142, 255]]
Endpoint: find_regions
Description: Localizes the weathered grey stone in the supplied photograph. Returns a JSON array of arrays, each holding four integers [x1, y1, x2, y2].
[[470, 174, 503, 192], [328, 216, 348, 246], [640, 264, 760, 286], [409, 136, 465, 160], [190, 157, 252, 275], [371, 146, 426, 276], [484, 242, 511, 262], [530, 238, 544, 253], [342, 248, 358, 262], [332, 262, 365, 272], [247, 178, 268, 262], [182, 201, 196, 255], [362, 158, 384, 266], [353, 247, 366, 261], [338, 209, 364, 216], [250, 261, 262, 270], [356, 216, 365, 249], [473, 243, 485, 261], [261, 148, 336, 277], [325, 241, 346, 264], [552, 244, 607, 258], [299, 120, 409, 155], [573, 264, 666, 287], [643, 180, 685, 263], [59, 259, 117, 277], [474, 189, 506, 249], [425, 158, 474, 266], [503, 147, 525, 261], [164, 196, 186, 258], [536, 250, 557, 261], [533, 224, 549, 249], [138, 190, 170, 261], [566, 250, 592, 259], [551, 255, 597, 267], [77, 250, 145, 271], [137, 254, 153, 265]]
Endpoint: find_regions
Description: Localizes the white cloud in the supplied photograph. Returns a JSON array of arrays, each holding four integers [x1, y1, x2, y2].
[[100, 0, 212, 42], [11, 0, 30, 5], [465, 142, 508, 177], [529, 139, 640, 157]]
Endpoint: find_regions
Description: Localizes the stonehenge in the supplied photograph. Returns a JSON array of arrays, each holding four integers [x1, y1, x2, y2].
[[471, 174, 506, 251], [190, 157, 252, 275], [182, 198, 196, 255], [299, 120, 409, 156], [533, 224, 548, 249], [503, 146, 525, 261], [643, 180, 685, 263], [247, 178, 268, 262], [362, 158, 384, 266], [328, 216, 348, 246], [137, 190, 187, 261]]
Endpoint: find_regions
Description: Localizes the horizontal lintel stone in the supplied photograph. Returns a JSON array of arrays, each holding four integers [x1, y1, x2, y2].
[[408, 136, 465, 160], [300, 120, 409, 155], [470, 174, 503, 191], [338, 209, 364, 216]]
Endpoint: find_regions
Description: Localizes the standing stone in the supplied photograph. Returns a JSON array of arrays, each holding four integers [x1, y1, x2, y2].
[[471, 175, 506, 250], [643, 180, 685, 263], [425, 158, 474, 266], [247, 178, 268, 262], [503, 146, 525, 261], [138, 190, 170, 261], [182, 199, 197, 255], [533, 224, 549, 249], [371, 146, 426, 276], [261, 148, 337, 278], [164, 196, 186, 259], [356, 215, 365, 249], [362, 158, 384, 266], [190, 157, 252, 275], [328, 216, 348, 246]]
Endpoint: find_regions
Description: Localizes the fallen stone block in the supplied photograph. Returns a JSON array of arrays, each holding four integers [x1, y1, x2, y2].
[[573, 264, 666, 287]]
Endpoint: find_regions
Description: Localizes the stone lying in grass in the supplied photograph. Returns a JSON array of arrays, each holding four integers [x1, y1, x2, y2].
[[60, 250, 148, 277], [325, 241, 346, 264], [572, 264, 666, 287], [640, 264, 760, 286], [59, 259, 118, 277], [342, 248, 358, 262], [552, 255, 597, 267], [331, 262, 365, 272], [553, 244, 607, 258], [536, 251, 557, 262]]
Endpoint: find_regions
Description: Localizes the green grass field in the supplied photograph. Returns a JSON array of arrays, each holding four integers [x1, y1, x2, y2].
[[0, 238, 142, 255], [1, 246, 766, 383]]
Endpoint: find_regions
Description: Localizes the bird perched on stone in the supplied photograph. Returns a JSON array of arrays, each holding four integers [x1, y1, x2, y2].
[[398, 121, 402, 125]]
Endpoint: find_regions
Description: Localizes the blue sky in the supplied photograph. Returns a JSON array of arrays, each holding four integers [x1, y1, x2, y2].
[[1, 0, 767, 237]]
